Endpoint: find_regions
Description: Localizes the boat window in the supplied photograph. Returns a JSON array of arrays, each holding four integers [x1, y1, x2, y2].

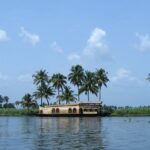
[[56, 108, 59, 113], [73, 108, 77, 113], [68, 108, 72, 113], [52, 108, 55, 113], [84, 109, 87, 112]]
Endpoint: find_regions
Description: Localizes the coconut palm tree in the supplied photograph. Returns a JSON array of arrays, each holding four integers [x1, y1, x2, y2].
[[3, 96, 9, 108], [32, 69, 49, 105], [15, 100, 21, 108], [33, 85, 44, 106], [59, 86, 77, 104], [42, 83, 55, 105], [79, 71, 98, 101], [95, 68, 109, 101], [0, 95, 3, 108], [68, 65, 85, 101], [51, 73, 67, 104], [21, 93, 35, 112], [34, 83, 55, 105]]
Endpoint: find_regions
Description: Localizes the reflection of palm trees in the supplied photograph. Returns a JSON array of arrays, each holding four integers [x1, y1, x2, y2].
[[30, 117, 104, 150], [57, 118, 104, 149], [79, 117, 103, 149]]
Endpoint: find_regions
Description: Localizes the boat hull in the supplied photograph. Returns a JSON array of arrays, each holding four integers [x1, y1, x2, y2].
[[36, 113, 100, 117]]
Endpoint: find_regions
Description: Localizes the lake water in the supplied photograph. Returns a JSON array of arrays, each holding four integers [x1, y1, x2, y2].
[[0, 117, 150, 150]]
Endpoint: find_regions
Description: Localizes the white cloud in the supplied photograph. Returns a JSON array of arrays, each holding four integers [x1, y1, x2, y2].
[[0, 29, 9, 42], [20, 27, 40, 46], [135, 32, 150, 51], [17, 74, 32, 82], [83, 28, 110, 59], [111, 68, 133, 82], [111, 68, 146, 87], [67, 28, 111, 63], [50, 41, 63, 53], [67, 53, 81, 61], [0, 73, 8, 80]]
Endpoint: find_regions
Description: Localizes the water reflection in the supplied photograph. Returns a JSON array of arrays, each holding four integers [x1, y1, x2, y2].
[[34, 117, 104, 150], [1, 117, 150, 150]]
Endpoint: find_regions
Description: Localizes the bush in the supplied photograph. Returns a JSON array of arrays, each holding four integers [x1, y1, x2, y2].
[[112, 106, 150, 116]]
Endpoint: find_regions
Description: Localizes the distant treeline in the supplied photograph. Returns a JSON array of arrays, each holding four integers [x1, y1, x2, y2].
[[0, 95, 15, 109], [102, 105, 150, 116]]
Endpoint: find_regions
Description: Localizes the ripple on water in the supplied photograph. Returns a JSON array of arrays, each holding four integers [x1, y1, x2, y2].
[[0, 117, 150, 150]]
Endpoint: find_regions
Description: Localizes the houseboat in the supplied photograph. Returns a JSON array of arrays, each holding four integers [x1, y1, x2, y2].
[[38, 102, 102, 117]]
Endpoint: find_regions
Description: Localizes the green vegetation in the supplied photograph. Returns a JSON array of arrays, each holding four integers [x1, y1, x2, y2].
[[0, 65, 110, 116], [0, 93, 38, 116], [0, 95, 15, 109], [51, 73, 67, 104], [68, 65, 84, 101], [0, 108, 38, 116], [1, 66, 150, 116], [95, 69, 109, 101], [101, 105, 150, 116], [31, 65, 109, 105], [79, 71, 98, 101], [112, 106, 150, 116], [19, 93, 37, 112], [32, 69, 49, 105], [59, 86, 77, 104]]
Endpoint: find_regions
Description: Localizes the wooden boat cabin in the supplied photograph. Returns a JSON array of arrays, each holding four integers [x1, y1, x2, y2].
[[38, 102, 101, 116]]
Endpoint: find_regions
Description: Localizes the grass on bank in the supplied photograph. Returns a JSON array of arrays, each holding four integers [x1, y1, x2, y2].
[[111, 106, 150, 116], [0, 108, 39, 116], [1, 106, 150, 116]]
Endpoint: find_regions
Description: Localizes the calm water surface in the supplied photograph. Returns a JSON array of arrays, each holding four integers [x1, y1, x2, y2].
[[0, 117, 150, 150]]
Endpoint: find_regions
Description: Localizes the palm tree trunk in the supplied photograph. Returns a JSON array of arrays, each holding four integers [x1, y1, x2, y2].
[[41, 97, 43, 106], [58, 88, 60, 104], [77, 85, 80, 101], [40, 81, 43, 106], [88, 91, 90, 102], [46, 98, 49, 105], [99, 86, 101, 101]]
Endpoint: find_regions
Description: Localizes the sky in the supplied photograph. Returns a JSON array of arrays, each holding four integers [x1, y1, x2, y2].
[[0, 0, 150, 106]]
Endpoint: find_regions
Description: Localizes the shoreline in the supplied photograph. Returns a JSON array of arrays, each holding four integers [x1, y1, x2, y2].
[[1, 107, 150, 117], [0, 113, 150, 117]]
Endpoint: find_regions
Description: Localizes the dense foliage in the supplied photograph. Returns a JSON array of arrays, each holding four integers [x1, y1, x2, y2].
[[0, 95, 15, 109], [101, 105, 150, 116], [31, 65, 109, 106]]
